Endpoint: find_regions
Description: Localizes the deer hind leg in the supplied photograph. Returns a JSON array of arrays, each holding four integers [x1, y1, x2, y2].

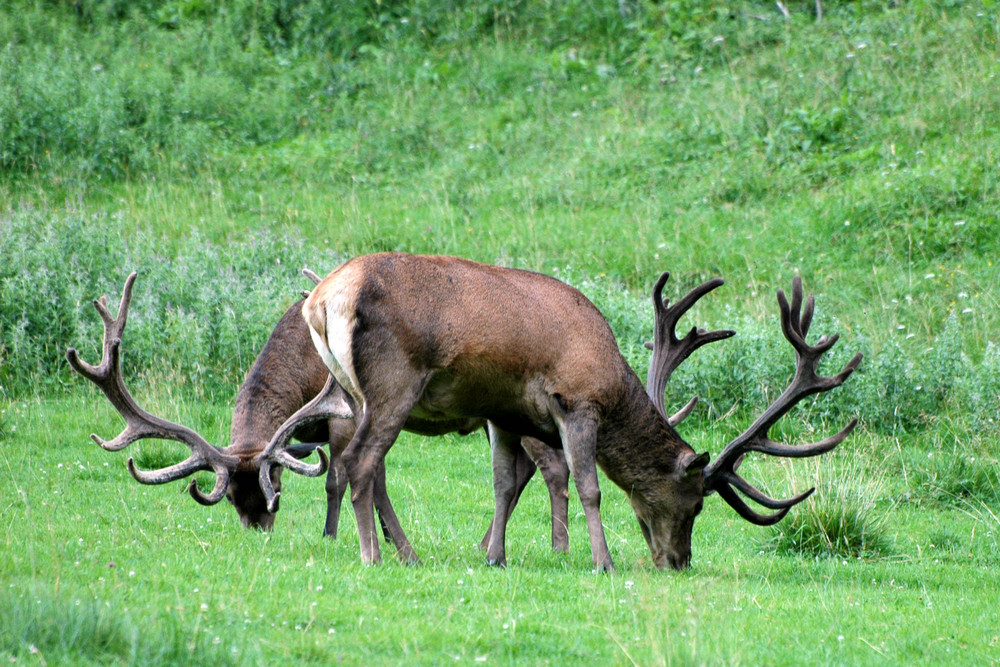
[[484, 424, 527, 568], [372, 459, 420, 565], [342, 394, 420, 566], [557, 406, 613, 572], [521, 437, 571, 553], [327, 420, 420, 563], [479, 434, 537, 551]]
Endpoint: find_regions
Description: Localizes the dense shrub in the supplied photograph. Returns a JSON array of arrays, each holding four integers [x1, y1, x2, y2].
[[0, 205, 345, 401], [2, 206, 996, 438], [655, 296, 998, 436]]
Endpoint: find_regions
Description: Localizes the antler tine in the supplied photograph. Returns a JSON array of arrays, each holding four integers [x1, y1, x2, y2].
[[301, 267, 322, 297], [66, 273, 238, 503], [257, 374, 349, 513], [667, 396, 699, 427], [302, 268, 323, 285], [703, 276, 863, 521], [713, 482, 811, 526], [646, 272, 735, 423]]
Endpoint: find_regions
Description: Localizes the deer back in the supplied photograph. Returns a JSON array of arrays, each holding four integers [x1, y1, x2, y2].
[[304, 253, 635, 436]]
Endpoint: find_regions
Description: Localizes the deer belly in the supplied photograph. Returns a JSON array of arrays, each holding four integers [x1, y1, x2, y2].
[[412, 371, 556, 438]]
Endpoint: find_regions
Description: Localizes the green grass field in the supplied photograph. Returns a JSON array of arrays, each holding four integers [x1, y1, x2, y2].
[[2, 1, 999, 663]]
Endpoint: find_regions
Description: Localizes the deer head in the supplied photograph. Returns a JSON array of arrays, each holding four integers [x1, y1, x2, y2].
[[66, 273, 329, 530], [637, 273, 861, 568]]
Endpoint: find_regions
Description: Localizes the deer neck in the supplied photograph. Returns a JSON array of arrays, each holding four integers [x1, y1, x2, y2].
[[595, 374, 691, 495], [228, 301, 329, 459]]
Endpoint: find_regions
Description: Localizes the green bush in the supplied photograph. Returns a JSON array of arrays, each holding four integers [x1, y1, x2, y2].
[[0, 205, 345, 400], [4, 203, 994, 436]]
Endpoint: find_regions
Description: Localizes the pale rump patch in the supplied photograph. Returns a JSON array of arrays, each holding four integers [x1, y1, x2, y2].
[[303, 265, 366, 411]]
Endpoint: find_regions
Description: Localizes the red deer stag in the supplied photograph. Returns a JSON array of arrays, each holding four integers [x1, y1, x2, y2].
[[258, 253, 861, 571], [65, 272, 569, 561]]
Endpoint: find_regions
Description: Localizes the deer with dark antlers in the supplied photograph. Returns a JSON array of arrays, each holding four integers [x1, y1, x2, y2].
[[66, 272, 572, 563], [258, 253, 861, 571]]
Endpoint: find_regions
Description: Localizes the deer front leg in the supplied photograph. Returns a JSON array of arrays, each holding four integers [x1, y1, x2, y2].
[[323, 454, 348, 538], [484, 424, 523, 568], [558, 407, 613, 572], [323, 417, 356, 539]]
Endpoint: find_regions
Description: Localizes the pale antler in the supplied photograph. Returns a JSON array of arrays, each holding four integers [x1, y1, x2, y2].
[[66, 273, 240, 505], [646, 272, 735, 425], [300, 267, 322, 297], [702, 276, 863, 525], [257, 374, 349, 513]]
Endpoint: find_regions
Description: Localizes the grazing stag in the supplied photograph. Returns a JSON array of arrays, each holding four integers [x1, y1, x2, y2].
[[259, 253, 860, 571], [66, 272, 567, 561]]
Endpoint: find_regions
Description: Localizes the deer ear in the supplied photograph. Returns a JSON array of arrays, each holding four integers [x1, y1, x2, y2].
[[676, 451, 710, 478], [284, 442, 325, 460]]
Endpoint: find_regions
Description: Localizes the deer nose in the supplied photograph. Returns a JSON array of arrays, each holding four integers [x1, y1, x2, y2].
[[241, 513, 276, 531], [667, 549, 692, 571]]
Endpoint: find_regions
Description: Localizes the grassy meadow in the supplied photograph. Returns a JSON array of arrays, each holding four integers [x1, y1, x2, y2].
[[2, 1, 999, 664]]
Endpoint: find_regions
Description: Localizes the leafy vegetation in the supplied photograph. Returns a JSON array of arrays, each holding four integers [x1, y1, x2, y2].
[[2, 0, 999, 663]]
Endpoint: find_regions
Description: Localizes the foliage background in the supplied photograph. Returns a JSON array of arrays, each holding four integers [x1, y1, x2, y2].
[[2, 0, 999, 663]]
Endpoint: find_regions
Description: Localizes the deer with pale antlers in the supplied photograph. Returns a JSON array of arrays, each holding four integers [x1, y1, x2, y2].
[[66, 272, 573, 563], [258, 253, 861, 571]]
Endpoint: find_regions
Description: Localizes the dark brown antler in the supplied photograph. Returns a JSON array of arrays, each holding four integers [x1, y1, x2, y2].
[[646, 272, 735, 425], [66, 273, 240, 505], [703, 276, 863, 525], [257, 374, 349, 513]]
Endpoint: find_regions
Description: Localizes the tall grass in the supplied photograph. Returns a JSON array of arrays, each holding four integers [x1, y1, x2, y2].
[[0, 585, 248, 665], [2, 202, 999, 436], [767, 453, 892, 559]]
